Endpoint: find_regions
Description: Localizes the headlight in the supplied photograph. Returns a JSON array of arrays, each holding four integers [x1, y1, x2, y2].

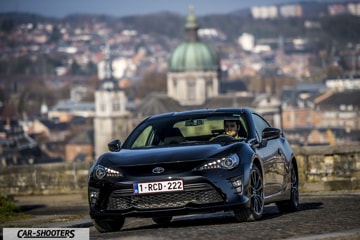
[[93, 165, 123, 179], [196, 154, 239, 171]]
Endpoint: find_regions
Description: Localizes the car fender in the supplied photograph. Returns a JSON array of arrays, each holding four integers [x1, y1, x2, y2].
[[233, 143, 263, 194]]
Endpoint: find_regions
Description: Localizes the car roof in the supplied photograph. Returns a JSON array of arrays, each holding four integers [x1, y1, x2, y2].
[[146, 108, 253, 120]]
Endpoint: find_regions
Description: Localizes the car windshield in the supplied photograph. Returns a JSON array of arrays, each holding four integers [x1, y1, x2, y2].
[[126, 113, 248, 149]]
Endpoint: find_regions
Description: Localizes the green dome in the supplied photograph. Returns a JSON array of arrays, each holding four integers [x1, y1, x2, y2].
[[168, 6, 219, 72], [169, 41, 219, 72]]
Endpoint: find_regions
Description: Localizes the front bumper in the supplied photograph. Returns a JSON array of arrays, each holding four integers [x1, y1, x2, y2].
[[88, 175, 250, 219]]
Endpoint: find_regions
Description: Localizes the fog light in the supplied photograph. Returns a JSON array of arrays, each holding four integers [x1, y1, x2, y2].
[[231, 179, 243, 194], [89, 188, 100, 206], [232, 180, 242, 187]]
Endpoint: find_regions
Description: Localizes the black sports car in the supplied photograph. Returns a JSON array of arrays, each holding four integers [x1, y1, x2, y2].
[[88, 108, 299, 232]]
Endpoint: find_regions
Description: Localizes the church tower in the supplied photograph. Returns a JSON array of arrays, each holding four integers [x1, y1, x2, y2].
[[94, 41, 129, 157], [167, 6, 220, 106]]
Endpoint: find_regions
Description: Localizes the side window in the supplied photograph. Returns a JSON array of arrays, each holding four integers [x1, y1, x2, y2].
[[131, 125, 154, 148], [252, 114, 270, 141]]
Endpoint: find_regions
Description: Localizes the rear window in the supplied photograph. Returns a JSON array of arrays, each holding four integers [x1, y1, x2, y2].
[[174, 119, 223, 137]]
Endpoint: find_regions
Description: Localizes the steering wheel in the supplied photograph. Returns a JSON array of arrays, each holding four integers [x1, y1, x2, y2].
[[210, 134, 235, 142]]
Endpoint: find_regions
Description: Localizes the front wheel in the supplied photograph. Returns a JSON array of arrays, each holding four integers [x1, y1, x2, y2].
[[276, 165, 299, 213], [92, 217, 125, 233], [234, 164, 264, 222]]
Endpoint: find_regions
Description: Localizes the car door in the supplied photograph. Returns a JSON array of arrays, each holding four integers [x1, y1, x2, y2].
[[252, 113, 285, 197]]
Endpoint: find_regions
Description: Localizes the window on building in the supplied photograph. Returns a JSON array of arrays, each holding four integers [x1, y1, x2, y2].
[[100, 103, 106, 112], [188, 81, 196, 100], [113, 101, 120, 112], [206, 80, 213, 98]]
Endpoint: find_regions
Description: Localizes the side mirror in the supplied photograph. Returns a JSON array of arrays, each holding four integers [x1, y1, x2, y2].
[[262, 127, 281, 140], [108, 139, 121, 152]]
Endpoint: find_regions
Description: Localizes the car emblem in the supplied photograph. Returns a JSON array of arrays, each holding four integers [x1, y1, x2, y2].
[[152, 167, 165, 174]]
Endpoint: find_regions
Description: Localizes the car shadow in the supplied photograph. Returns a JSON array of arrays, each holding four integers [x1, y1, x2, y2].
[[120, 201, 324, 232], [260, 201, 324, 221], [299, 201, 324, 211]]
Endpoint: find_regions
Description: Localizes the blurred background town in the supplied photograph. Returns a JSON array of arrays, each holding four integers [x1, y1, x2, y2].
[[0, 1, 359, 167]]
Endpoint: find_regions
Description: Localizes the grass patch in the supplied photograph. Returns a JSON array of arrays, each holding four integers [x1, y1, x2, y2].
[[0, 195, 29, 222]]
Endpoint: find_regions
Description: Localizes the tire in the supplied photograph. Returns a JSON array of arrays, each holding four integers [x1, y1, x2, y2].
[[276, 165, 299, 213], [152, 216, 173, 225], [92, 218, 125, 233], [234, 164, 264, 222]]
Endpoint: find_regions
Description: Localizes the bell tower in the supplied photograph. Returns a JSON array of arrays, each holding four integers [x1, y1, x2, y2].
[[94, 41, 129, 157]]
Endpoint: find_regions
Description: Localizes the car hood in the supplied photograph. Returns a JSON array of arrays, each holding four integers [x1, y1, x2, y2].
[[98, 143, 241, 167]]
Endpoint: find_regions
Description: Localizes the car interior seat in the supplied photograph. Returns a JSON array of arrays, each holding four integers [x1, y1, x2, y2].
[[161, 128, 186, 145], [238, 123, 248, 139]]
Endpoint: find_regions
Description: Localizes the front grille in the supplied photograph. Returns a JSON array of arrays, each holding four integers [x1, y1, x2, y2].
[[106, 183, 224, 210]]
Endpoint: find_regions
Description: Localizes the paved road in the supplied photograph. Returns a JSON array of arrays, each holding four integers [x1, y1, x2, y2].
[[3, 193, 360, 240]]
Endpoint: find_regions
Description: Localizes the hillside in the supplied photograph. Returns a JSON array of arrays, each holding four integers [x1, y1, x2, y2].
[[1, 5, 360, 48]]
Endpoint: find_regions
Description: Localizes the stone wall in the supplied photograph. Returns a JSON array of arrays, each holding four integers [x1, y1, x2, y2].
[[0, 144, 359, 195], [0, 161, 93, 195], [294, 144, 360, 191]]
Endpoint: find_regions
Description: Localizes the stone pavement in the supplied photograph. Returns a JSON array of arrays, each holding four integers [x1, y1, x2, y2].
[[2, 191, 360, 240], [1, 189, 357, 230]]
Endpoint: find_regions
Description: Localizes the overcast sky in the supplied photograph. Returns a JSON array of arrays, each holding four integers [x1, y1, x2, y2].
[[0, 0, 322, 18]]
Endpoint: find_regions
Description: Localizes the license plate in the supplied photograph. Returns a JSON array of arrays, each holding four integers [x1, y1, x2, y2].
[[133, 180, 184, 195]]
